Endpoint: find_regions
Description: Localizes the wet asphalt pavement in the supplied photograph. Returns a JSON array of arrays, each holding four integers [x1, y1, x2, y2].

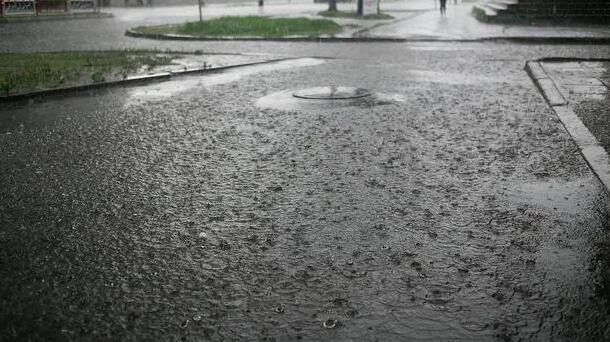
[[2, 14, 610, 342]]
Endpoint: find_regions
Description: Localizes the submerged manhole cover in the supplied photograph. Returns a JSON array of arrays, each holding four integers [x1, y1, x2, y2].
[[293, 86, 372, 100]]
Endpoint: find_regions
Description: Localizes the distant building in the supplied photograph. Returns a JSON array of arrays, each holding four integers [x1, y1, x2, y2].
[[0, 0, 97, 15]]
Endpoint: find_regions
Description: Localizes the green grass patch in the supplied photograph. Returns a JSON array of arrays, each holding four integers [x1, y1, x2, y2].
[[318, 10, 393, 20], [0, 50, 174, 96], [471, 6, 489, 22], [131, 16, 342, 37]]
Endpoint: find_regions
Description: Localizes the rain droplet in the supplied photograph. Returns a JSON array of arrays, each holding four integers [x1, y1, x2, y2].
[[323, 319, 338, 329]]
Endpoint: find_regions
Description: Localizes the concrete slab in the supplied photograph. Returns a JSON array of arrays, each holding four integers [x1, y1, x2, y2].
[[525, 61, 548, 80], [536, 78, 567, 106]]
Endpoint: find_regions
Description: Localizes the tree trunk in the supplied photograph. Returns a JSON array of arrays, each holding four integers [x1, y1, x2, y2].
[[328, 0, 337, 11], [197, 0, 203, 24]]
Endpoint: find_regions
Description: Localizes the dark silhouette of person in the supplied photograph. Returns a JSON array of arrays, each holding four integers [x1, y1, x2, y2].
[[440, 0, 447, 15]]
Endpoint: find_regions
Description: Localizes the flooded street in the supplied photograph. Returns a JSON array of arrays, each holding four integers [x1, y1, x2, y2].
[[2, 40, 610, 341]]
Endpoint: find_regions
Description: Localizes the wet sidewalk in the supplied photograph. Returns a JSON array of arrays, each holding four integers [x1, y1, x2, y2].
[[363, 1, 610, 41]]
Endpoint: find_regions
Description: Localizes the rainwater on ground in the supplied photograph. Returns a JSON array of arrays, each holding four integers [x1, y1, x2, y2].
[[1, 42, 610, 341]]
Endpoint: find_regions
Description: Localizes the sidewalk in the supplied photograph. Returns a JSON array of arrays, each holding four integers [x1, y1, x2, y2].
[[364, 1, 610, 41]]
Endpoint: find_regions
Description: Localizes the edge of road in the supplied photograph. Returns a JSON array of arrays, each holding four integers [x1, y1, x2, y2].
[[525, 58, 610, 195], [125, 28, 610, 44], [0, 56, 305, 104], [125, 29, 610, 44]]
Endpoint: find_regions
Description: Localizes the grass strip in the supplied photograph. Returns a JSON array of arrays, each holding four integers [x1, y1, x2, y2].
[[132, 16, 342, 37], [0, 50, 174, 96], [318, 10, 393, 20]]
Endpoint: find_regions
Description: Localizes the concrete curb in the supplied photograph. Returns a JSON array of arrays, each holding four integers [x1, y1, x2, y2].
[[537, 57, 610, 63], [125, 28, 610, 44], [525, 60, 610, 195], [525, 61, 567, 106], [0, 57, 299, 103], [125, 29, 405, 42]]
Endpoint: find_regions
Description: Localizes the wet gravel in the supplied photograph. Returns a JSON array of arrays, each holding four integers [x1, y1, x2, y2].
[[1, 39, 610, 341]]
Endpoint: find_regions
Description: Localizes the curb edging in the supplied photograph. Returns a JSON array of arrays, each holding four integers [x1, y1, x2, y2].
[[125, 28, 610, 44], [525, 61, 567, 106], [125, 29, 405, 42], [525, 60, 610, 195]]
